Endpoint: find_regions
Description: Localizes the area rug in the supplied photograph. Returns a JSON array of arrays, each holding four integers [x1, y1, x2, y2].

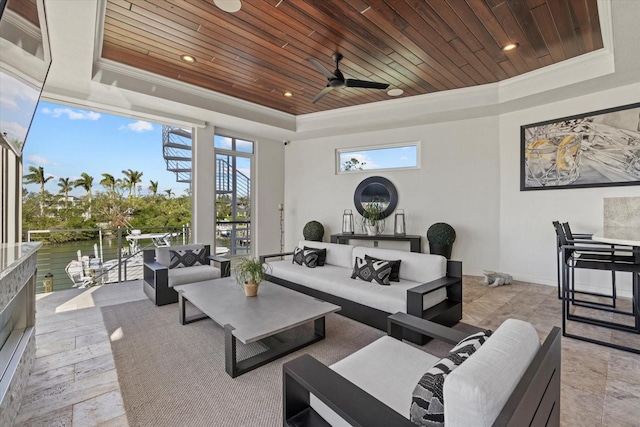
[[101, 299, 481, 427]]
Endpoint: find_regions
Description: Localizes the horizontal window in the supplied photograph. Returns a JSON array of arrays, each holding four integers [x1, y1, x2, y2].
[[337, 142, 420, 173], [215, 135, 254, 154]]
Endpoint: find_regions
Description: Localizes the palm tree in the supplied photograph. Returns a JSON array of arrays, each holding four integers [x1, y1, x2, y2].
[[164, 189, 174, 198], [149, 180, 159, 197], [122, 169, 144, 197], [23, 166, 53, 215], [73, 173, 94, 217], [100, 173, 116, 197], [57, 177, 73, 207]]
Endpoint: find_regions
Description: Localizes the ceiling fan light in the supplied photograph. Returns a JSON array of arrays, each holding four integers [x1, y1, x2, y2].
[[387, 88, 403, 97], [214, 0, 241, 13], [180, 55, 196, 63], [502, 42, 519, 52], [283, 91, 293, 97]]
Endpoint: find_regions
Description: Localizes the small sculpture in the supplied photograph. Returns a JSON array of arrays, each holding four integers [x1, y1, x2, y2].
[[482, 270, 513, 287]]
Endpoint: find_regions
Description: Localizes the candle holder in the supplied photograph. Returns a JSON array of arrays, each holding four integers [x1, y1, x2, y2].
[[394, 209, 406, 236], [342, 209, 354, 234]]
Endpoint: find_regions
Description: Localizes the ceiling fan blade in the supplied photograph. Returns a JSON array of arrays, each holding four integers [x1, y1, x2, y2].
[[345, 79, 389, 90], [307, 58, 336, 79], [311, 86, 333, 104]]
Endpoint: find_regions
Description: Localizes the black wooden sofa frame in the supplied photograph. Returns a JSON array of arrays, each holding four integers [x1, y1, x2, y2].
[[143, 245, 231, 306], [259, 252, 463, 344], [283, 312, 562, 427]]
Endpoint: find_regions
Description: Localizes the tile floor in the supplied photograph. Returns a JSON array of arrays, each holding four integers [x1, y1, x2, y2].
[[13, 276, 640, 426]]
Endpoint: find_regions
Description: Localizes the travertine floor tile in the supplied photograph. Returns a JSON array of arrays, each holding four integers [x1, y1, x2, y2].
[[14, 405, 73, 427], [602, 378, 640, 427], [72, 390, 126, 427]]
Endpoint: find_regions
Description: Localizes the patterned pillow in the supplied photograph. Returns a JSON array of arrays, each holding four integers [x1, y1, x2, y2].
[[449, 330, 492, 357], [292, 247, 319, 268], [304, 246, 327, 266], [169, 248, 208, 268], [410, 353, 467, 427], [364, 255, 401, 282], [351, 256, 392, 286]]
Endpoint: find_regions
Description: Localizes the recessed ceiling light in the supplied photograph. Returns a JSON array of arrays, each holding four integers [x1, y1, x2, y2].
[[387, 88, 403, 97], [283, 91, 293, 97], [502, 42, 519, 52], [214, 0, 241, 12], [180, 55, 196, 63]]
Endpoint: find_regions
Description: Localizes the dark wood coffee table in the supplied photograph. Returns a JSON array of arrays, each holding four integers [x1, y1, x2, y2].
[[174, 277, 340, 377]]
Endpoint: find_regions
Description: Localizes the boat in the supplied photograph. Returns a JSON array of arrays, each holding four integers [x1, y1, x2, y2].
[[65, 230, 182, 288]]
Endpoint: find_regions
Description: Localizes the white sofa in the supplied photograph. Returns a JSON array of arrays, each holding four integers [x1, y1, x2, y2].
[[261, 240, 462, 342], [284, 314, 562, 427]]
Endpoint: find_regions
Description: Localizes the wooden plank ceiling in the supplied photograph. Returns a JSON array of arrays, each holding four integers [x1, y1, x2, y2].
[[101, 0, 603, 115]]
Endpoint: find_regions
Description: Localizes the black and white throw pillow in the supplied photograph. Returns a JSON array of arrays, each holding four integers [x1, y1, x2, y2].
[[449, 330, 492, 358], [169, 248, 208, 269], [304, 246, 327, 266], [364, 255, 401, 282], [351, 256, 392, 286], [292, 247, 319, 268], [410, 352, 467, 427]]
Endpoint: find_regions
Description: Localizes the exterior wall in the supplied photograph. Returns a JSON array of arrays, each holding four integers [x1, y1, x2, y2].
[[284, 116, 502, 277]]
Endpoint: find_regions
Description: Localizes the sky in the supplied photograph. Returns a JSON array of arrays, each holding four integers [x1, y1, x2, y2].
[[21, 101, 191, 197], [339, 144, 418, 171]]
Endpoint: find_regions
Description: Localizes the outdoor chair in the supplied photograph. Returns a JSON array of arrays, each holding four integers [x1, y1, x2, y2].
[[143, 244, 230, 306], [283, 313, 561, 427]]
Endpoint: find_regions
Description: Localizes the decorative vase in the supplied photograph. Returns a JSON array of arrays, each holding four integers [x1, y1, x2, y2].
[[366, 223, 377, 236], [429, 243, 452, 259], [243, 281, 259, 297]]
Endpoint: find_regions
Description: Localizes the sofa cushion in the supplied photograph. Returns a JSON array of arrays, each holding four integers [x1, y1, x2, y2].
[[156, 244, 206, 268], [311, 336, 441, 426], [365, 254, 401, 282], [293, 247, 318, 268], [304, 246, 327, 266], [444, 319, 540, 427], [169, 247, 208, 268], [353, 247, 446, 284], [351, 256, 391, 286], [267, 260, 446, 314], [298, 240, 355, 269], [167, 265, 221, 287]]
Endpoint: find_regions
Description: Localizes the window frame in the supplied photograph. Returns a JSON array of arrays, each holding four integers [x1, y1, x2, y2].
[[335, 141, 421, 174]]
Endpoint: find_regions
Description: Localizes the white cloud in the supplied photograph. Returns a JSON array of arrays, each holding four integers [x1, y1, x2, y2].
[[122, 120, 153, 132], [0, 120, 29, 142], [0, 72, 40, 111], [26, 154, 50, 166], [41, 107, 101, 120]]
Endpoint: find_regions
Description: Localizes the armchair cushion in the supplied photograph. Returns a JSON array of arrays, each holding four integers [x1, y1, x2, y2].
[[167, 265, 221, 288], [169, 247, 208, 268], [156, 244, 205, 268]]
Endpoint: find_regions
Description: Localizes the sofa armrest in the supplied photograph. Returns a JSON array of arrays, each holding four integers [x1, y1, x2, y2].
[[208, 255, 231, 277], [387, 312, 467, 345], [259, 252, 294, 263], [144, 260, 168, 272], [283, 354, 415, 427]]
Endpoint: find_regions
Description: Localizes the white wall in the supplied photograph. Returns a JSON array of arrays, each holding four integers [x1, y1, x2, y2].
[[254, 137, 285, 257], [285, 116, 502, 277], [499, 82, 640, 297]]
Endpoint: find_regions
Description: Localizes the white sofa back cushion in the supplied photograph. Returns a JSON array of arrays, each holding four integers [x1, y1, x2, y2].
[[352, 247, 446, 284], [298, 240, 355, 269], [444, 318, 540, 427], [156, 244, 205, 268]]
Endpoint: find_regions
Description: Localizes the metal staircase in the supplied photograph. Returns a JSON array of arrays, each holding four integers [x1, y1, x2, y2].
[[162, 126, 192, 184]]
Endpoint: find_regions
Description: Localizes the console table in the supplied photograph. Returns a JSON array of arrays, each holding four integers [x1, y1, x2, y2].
[[330, 234, 422, 253]]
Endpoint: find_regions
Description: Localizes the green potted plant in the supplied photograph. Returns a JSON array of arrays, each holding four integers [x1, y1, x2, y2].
[[426, 222, 456, 259], [361, 198, 385, 236], [303, 220, 325, 241], [234, 257, 272, 297]]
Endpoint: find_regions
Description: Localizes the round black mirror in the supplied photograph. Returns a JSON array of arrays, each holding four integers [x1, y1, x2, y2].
[[353, 176, 398, 219]]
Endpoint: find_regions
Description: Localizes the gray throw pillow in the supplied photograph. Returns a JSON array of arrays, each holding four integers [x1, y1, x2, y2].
[[292, 247, 319, 268], [169, 248, 208, 268], [351, 256, 391, 286]]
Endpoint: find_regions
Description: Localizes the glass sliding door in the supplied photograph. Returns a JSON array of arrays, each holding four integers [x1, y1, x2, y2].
[[214, 135, 252, 257]]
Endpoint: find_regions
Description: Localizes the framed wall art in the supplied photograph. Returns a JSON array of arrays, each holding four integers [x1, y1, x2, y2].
[[521, 102, 640, 191]]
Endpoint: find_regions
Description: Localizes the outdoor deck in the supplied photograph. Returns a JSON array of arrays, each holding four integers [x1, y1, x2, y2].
[[13, 277, 640, 426]]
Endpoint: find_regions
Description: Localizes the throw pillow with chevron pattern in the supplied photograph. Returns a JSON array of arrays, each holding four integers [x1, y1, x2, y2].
[[292, 247, 319, 268], [169, 248, 208, 269], [350, 256, 392, 286], [410, 352, 467, 427]]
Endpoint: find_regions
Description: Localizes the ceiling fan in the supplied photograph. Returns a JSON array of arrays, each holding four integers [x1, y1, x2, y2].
[[306, 53, 390, 104]]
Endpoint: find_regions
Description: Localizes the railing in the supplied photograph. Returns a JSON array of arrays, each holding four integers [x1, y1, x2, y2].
[[26, 226, 189, 294], [215, 220, 251, 256]]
